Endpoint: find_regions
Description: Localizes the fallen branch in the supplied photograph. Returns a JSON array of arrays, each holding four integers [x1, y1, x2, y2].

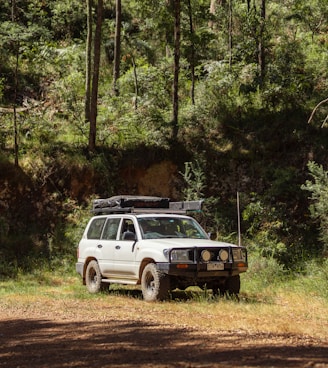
[[308, 97, 328, 126]]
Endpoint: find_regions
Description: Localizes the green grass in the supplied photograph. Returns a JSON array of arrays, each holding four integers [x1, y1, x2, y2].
[[0, 260, 327, 339], [1, 254, 328, 301]]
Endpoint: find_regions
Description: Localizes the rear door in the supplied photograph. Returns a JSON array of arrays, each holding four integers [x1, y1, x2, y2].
[[97, 217, 121, 277], [80, 217, 107, 260]]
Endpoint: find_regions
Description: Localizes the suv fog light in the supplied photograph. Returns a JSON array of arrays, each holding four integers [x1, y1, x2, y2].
[[201, 250, 211, 262], [219, 249, 229, 261]]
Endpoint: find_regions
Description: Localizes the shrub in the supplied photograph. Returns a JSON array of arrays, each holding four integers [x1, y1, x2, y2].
[[302, 161, 328, 254]]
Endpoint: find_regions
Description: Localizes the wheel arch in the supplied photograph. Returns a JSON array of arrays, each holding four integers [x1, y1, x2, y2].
[[82, 257, 98, 285], [138, 258, 155, 284]]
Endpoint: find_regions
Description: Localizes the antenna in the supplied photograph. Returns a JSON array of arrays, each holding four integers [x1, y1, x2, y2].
[[237, 191, 242, 246]]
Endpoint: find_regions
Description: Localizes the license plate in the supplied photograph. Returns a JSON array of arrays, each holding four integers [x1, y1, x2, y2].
[[207, 262, 224, 271]]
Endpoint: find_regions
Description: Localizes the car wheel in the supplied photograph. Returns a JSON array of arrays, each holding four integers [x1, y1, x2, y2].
[[141, 263, 170, 301], [226, 275, 240, 295], [85, 260, 102, 293]]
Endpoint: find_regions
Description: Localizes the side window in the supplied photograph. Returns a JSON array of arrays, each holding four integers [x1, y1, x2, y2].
[[87, 218, 106, 239], [102, 218, 120, 240], [120, 219, 136, 240]]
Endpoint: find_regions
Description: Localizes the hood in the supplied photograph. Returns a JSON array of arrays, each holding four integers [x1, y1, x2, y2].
[[139, 238, 239, 248]]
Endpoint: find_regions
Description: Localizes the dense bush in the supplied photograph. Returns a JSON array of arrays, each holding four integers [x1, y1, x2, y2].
[[302, 161, 328, 254]]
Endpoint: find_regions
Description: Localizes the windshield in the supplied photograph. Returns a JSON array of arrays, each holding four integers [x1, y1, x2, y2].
[[137, 217, 208, 239]]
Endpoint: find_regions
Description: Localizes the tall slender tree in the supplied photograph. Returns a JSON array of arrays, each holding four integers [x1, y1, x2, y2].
[[12, 0, 19, 167], [228, 0, 233, 70], [258, 0, 266, 86], [87, 0, 103, 152], [172, 0, 180, 140], [187, 0, 195, 105], [113, 0, 122, 96], [85, 0, 92, 124]]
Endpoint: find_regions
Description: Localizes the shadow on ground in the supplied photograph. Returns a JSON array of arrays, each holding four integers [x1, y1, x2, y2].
[[0, 318, 327, 368], [106, 287, 260, 304]]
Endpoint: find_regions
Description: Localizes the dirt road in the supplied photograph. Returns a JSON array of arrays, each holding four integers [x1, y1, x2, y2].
[[0, 293, 327, 368]]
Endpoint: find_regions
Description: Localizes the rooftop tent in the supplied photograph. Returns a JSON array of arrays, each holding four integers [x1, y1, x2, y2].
[[92, 195, 203, 215]]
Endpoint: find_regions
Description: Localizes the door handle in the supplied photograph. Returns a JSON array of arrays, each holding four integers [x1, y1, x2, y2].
[[115, 245, 121, 250], [97, 244, 103, 249]]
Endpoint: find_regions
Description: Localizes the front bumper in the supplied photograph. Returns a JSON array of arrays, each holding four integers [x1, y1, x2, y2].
[[157, 261, 248, 278]]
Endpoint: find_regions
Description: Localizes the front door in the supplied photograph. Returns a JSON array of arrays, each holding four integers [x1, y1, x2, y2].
[[113, 218, 138, 279]]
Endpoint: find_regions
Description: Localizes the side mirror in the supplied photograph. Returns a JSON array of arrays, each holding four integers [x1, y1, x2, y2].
[[208, 232, 216, 240]]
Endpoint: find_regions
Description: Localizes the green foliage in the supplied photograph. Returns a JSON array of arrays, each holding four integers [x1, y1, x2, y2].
[[242, 251, 328, 300], [199, 196, 238, 243], [49, 0, 86, 40], [296, 258, 328, 299], [302, 161, 328, 253], [0, 0, 328, 275], [180, 160, 206, 201], [242, 197, 288, 262], [242, 250, 286, 294], [50, 199, 90, 263]]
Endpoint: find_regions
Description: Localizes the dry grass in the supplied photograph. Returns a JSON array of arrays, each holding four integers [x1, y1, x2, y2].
[[0, 275, 327, 341]]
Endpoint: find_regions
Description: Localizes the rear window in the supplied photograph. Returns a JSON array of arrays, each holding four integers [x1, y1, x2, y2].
[[87, 218, 106, 239]]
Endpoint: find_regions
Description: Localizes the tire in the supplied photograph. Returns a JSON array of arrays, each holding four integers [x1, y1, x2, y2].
[[85, 260, 102, 294], [141, 263, 170, 301], [226, 275, 240, 295]]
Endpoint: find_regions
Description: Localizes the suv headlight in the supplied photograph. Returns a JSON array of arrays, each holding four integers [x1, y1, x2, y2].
[[170, 249, 193, 263]]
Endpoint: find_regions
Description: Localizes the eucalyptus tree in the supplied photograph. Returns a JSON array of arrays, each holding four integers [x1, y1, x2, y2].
[[258, 0, 266, 85], [85, 0, 104, 152], [85, 0, 92, 124], [113, 0, 122, 96], [172, 0, 181, 140], [117, 0, 180, 138]]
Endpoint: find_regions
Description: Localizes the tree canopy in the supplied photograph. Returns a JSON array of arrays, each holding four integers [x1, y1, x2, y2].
[[0, 0, 327, 272]]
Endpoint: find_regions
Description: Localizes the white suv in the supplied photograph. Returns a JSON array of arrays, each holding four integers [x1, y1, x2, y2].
[[76, 196, 248, 301]]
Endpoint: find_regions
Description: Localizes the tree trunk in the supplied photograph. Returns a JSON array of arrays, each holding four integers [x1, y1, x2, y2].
[[209, 0, 227, 29], [131, 53, 138, 110], [85, 0, 92, 123], [187, 0, 195, 105], [247, 0, 250, 12], [228, 0, 233, 70], [12, 0, 19, 167], [258, 0, 266, 86], [88, 0, 103, 152], [172, 0, 180, 140], [113, 0, 122, 96], [210, 0, 226, 14], [13, 51, 19, 167]]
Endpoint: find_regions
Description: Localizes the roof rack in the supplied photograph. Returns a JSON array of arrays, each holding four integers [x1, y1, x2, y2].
[[91, 195, 203, 215]]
